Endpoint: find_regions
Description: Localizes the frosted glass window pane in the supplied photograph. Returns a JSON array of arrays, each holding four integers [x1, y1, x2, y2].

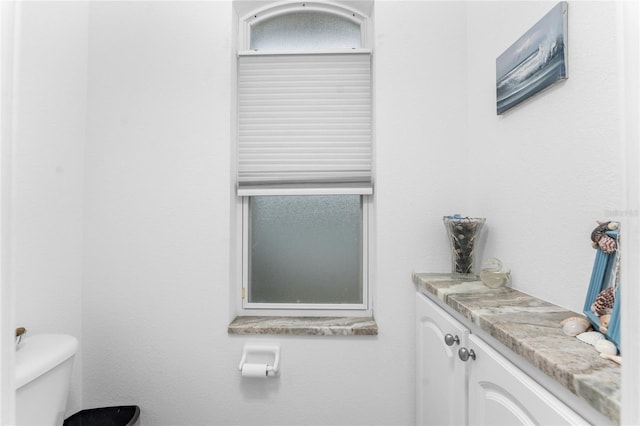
[[250, 11, 361, 50], [248, 195, 363, 304]]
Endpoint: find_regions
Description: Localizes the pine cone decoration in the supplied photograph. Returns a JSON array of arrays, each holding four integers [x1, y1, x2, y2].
[[591, 287, 615, 316], [598, 235, 617, 254]]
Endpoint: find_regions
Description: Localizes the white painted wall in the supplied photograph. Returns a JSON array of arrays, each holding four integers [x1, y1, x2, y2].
[[375, 1, 469, 275], [12, 1, 87, 416], [9, 1, 636, 425], [620, 3, 640, 424], [465, 1, 625, 313], [82, 2, 234, 424], [0, 2, 17, 423], [80, 1, 467, 424]]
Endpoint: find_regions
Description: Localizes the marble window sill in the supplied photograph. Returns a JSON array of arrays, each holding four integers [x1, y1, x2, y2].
[[228, 315, 378, 336]]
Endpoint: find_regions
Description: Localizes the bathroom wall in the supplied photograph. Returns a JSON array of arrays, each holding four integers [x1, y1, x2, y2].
[[82, 2, 234, 423], [81, 1, 466, 424], [12, 1, 87, 415], [620, 4, 640, 424], [464, 1, 626, 313], [9, 0, 633, 425]]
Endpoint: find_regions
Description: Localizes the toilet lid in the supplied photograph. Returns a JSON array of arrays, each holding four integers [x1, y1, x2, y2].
[[16, 334, 78, 388]]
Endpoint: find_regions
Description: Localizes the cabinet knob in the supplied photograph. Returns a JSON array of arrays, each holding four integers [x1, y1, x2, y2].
[[458, 347, 476, 362], [444, 334, 460, 346]]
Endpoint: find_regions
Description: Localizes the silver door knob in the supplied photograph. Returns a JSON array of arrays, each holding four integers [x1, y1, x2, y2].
[[444, 334, 460, 346], [458, 347, 476, 361]]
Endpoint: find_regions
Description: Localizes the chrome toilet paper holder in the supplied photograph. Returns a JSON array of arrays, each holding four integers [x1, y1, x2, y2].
[[238, 344, 281, 377]]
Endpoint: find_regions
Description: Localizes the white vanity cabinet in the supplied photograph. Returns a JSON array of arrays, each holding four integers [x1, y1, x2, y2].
[[467, 334, 588, 426], [416, 292, 588, 426], [416, 292, 469, 426]]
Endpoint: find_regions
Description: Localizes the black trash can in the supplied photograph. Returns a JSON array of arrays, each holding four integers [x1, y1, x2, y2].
[[64, 406, 140, 426]]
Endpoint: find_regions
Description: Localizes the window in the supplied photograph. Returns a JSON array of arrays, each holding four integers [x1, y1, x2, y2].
[[246, 195, 365, 306], [236, 3, 372, 313], [250, 10, 361, 50]]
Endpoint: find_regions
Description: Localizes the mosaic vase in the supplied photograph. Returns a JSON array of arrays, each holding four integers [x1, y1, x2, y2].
[[443, 216, 486, 276]]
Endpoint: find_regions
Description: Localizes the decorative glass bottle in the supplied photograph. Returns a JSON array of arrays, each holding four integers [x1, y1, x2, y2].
[[443, 215, 486, 276]]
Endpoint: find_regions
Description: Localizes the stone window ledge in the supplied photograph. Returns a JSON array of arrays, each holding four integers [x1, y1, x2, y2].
[[228, 316, 378, 336]]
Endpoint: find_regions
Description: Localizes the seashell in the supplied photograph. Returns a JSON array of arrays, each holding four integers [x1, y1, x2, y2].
[[577, 331, 606, 345], [591, 287, 615, 316], [598, 235, 617, 253], [599, 314, 612, 334], [560, 316, 589, 327], [591, 221, 611, 243], [595, 339, 618, 355], [590, 221, 620, 251], [600, 353, 622, 365], [562, 320, 590, 336]]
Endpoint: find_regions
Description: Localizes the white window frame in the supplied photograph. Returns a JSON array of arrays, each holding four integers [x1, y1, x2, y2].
[[234, 1, 374, 316], [241, 195, 371, 313], [238, 1, 371, 52]]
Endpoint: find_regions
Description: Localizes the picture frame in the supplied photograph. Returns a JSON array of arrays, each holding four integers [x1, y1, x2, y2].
[[583, 227, 621, 350], [496, 2, 568, 115]]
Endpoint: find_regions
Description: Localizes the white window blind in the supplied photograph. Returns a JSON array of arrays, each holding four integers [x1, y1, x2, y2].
[[237, 51, 372, 196]]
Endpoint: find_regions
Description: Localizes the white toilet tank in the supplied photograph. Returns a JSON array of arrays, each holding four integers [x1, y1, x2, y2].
[[16, 334, 78, 426]]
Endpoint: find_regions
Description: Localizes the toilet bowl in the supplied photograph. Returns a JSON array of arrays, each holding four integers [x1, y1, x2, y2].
[[16, 334, 78, 426]]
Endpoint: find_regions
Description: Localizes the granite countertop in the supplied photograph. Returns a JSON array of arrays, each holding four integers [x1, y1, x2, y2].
[[228, 316, 378, 336], [413, 273, 620, 425]]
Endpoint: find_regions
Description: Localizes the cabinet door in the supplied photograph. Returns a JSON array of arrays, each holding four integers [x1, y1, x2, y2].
[[467, 334, 588, 426], [416, 292, 469, 426]]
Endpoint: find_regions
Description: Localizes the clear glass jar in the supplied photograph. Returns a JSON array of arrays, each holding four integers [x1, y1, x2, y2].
[[443, 216, 486, 276]]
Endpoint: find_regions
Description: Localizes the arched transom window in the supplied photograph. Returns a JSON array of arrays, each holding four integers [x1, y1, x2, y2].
[[240, 2, 370, 50]]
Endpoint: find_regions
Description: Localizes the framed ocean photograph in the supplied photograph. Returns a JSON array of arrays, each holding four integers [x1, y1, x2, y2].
[[496, 2, 568, 115]]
